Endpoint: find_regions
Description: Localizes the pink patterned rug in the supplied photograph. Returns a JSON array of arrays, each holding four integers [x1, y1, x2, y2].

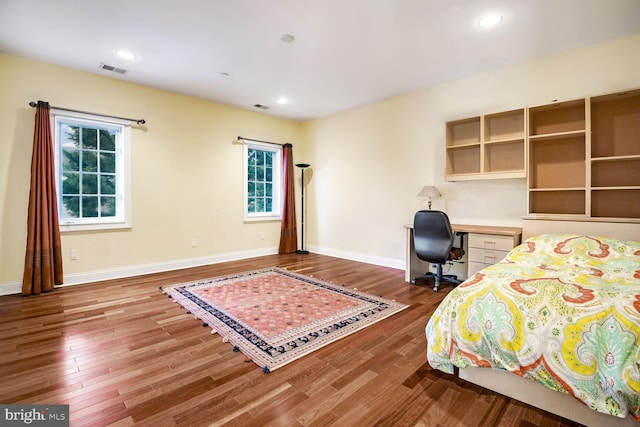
[[161, 267, 408, 372]]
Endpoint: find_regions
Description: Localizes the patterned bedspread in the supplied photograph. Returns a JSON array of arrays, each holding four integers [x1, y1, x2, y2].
[[426, 234, 640, 421]]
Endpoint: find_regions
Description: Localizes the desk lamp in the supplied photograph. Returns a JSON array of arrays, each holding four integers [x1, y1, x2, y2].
[[417, 186, 441, 210]]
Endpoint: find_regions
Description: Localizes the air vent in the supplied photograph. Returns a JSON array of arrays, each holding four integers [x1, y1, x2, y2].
[[253, 104, 270, 110], [100, 63, 127, 74]]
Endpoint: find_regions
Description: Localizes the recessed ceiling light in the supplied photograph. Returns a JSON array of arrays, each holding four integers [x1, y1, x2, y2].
[[281, 34, 295, 43], [116, 50, 136, 60], [478, 14, 502, 28], [276, 97, 290, 105]]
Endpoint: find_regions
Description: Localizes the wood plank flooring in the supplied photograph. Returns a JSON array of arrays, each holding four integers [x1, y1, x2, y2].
[[0, 253, 584, 426]]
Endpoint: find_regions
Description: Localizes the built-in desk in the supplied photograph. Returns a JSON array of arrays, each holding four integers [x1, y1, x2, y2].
[[404, 223, 522, 283]]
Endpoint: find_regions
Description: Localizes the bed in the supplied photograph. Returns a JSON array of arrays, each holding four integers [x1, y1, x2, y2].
[[426, 220, 640, 426]]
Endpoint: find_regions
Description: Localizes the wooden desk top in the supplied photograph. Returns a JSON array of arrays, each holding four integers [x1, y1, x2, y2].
[[451, 224, 522, 237], [405, 223, 522, 237]]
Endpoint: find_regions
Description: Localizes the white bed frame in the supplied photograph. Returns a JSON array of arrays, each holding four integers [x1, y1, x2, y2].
[[456, 218, 640, 427]]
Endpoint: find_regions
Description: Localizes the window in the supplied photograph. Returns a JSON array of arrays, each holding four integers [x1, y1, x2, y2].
[[53, 111, 131, 231], [243, 141, 282, 221]]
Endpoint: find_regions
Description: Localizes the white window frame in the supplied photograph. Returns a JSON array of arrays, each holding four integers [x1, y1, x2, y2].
[[52, 110, 132, 232], [243, 141, 282, 222]]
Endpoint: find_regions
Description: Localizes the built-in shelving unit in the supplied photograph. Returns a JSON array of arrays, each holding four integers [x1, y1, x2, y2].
[[525, 90, 639, 221], [445, 117, 481, 176], [446, 109, 525, 181], [444, 87, 640, 222], [527, 99, 587, 216], [589, 89, 640, 219]]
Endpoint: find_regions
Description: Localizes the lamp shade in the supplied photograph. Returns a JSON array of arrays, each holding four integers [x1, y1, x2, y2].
[[417, 186, 441, 198]]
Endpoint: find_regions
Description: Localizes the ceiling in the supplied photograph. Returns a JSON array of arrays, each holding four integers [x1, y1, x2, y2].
[[1, 0, 640, 122]]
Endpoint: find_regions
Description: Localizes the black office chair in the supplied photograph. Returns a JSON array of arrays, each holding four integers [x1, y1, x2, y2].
[[411, 210, 465, 292]]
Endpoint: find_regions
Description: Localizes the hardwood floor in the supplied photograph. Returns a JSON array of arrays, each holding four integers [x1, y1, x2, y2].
[[0, 253, 584, 427]]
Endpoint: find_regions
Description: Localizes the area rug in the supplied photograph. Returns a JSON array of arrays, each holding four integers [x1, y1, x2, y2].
[[161, 267, 408, 372]]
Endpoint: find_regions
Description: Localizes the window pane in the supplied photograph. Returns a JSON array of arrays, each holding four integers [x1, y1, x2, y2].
[[244, 143, 281, 220], [83, 174, 98, 194], [100, 196, 116, 216], [82, 150, 98, 172], [61, 125, 80, 148], [100, 152, 116, 173], [62, 196, 79, 218], [82, 128, 98, 149], [100, 129, 116, 151], [62, 148, 80, 172], [248, 149, 257, 165], [82, 196, 98, 217], [55, 114, 128, 227], [101, 175, 116, 194], [62, 172, 79, 194]]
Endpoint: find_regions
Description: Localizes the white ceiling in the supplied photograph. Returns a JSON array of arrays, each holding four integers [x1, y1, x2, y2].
[[1, 0, 640, 122]]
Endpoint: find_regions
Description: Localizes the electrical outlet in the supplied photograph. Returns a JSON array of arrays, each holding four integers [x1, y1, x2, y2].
[[191, 238, 198, 247], [70, 249, 79, 260], [260, 232, 265, 240]]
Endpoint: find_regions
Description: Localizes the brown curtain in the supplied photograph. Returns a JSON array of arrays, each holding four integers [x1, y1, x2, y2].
[[22, 101, 64, 295], [278, 143, 297, 253]]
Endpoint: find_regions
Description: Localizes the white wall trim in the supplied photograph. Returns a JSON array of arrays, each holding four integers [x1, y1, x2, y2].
[[306, 245, 405, 270], [0, 281, 21, 296], [0, 247, 278, 296]]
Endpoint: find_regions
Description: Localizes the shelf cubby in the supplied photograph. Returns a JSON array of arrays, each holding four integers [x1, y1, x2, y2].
[[591, 89, 640, 158], [447, 117, 480, 147], [529, 136, 585, 189], [446, 145, 481, 175], [529, 190, 586, 215], [484, 140, 525, 172], [591, 189, 640, 218], [529, 99, 586, 136], [484, 109, 525, 142], [592, 157, 640, 187]]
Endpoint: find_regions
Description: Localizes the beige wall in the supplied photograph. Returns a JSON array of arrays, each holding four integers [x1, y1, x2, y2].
[[0, 53, 302, 289], [2, 33, 639, 291], [301, 33, 640, 267]]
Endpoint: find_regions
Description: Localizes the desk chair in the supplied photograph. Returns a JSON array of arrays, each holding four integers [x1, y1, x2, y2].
[[411, 210, 465, 292]]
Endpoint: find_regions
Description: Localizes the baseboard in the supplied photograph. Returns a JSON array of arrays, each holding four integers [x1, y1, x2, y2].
[[0, 247, 278, 296], [307, 245, 404, 270], [0, 281, 21, 296]]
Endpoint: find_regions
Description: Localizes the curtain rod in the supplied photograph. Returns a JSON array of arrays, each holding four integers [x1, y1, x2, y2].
[[237, 136, 290, 147], [29, 101, 146, 125]]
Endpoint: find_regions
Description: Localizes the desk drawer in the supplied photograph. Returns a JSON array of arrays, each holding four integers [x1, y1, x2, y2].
[[468, 261, 490, 276], [468, 248, 509, 264], [468, 234, 514, 251]]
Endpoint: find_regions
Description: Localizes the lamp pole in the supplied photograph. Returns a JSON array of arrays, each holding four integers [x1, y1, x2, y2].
[[295, 163, 310, 254]]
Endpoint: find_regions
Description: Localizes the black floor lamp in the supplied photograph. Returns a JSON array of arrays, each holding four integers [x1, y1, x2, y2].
[[295, 163, 310, 255]]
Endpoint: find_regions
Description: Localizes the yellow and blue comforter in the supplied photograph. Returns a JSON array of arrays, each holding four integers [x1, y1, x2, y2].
[[426, 234, 640, 421]]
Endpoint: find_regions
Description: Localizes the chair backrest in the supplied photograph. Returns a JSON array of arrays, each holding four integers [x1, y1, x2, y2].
[[413, 210, 455, 264]]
